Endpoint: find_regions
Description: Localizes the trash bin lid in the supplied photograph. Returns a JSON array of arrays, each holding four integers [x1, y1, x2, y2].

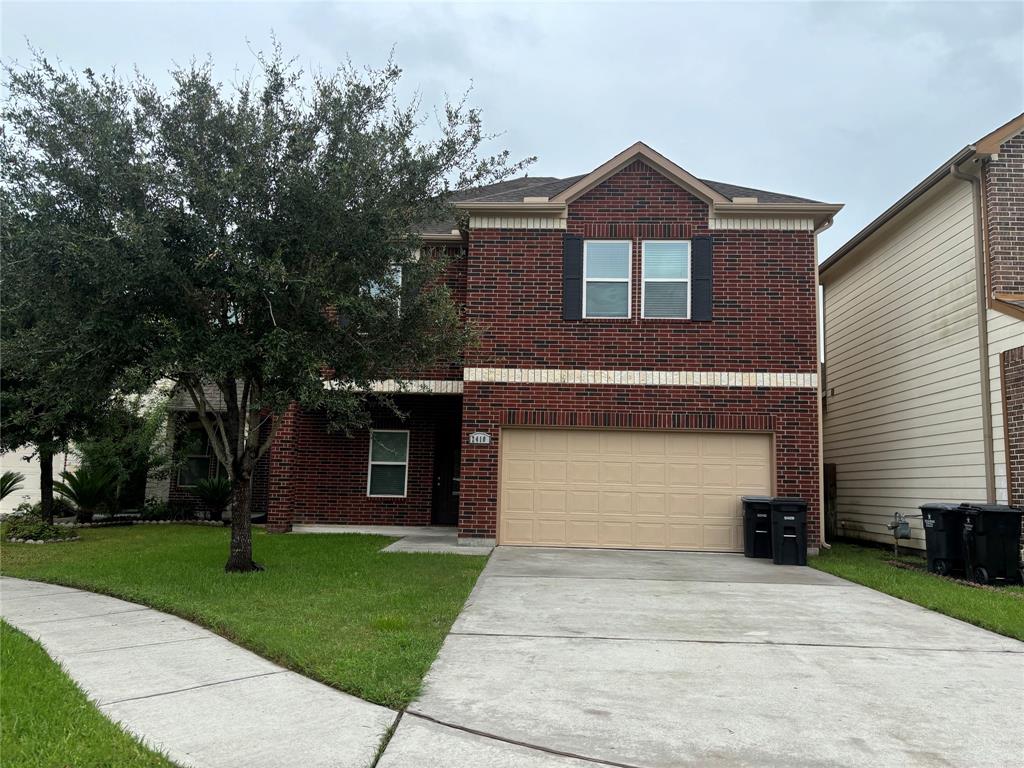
[[741, 496, 774, 503], [959, 503, 1024, 514], [772, 497, 807, 504], [919, 502, 963, 512]]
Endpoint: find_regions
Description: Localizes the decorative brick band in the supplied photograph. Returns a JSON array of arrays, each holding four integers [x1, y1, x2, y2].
[[501, 409, 774, 431], [469, 215, 567, 230], [324, 379, 464, 394], [463, 368, 817, 388], [708, 215, 815, 231]]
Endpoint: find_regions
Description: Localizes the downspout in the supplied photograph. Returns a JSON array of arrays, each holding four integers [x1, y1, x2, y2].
[[814, 216, 834, 551], [950, 159, 997, 502]]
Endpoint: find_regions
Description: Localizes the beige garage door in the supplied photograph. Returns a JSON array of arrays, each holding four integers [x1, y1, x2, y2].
[[500, 429, 772, 551]]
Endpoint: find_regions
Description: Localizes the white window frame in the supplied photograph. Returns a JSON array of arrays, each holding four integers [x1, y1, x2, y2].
[[583, 240, 632, 319], [641, 240, 691, 320], [366, 429, 410, 498]]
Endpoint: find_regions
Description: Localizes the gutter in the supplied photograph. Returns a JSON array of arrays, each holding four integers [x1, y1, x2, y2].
[[950, 157, 997, 503]]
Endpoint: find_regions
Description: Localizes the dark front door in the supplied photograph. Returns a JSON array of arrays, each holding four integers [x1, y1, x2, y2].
[[431, 426, 461, 526]]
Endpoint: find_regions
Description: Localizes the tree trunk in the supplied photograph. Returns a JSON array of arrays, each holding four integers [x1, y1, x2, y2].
[[39, 448, 54, 524], [224, 473, 261, 572]]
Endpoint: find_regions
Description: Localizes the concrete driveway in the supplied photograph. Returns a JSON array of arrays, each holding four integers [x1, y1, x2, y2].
[[381, 547, 1024, 768]]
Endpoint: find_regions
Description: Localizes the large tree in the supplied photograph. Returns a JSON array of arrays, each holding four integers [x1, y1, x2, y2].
[[2, 47, 528, 570]]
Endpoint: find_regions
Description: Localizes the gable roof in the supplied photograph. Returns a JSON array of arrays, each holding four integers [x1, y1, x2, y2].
[[820, 112, 1024, 278], [422, 142, 841, 238]]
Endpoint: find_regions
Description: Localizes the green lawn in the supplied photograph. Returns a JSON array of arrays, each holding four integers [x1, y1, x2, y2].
[[811, 542, 1024, 641], [0, 526, 486, 708], [1, 621, 177, 768]]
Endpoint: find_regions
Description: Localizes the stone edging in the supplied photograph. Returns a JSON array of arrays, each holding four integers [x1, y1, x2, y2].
[[5, 536, 80, 544]]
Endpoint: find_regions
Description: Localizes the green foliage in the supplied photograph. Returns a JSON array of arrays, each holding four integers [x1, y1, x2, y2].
[[2, 515, 76, 542], [53, 466, 115, 523], [1, 622, 176, 767], [12, 499, 77, 520], [0, 471, 24, 501], [75, 393, 173, 512], [0, 525, 487, 708], [192, 476, 232, 522], [139, 497, 196, 522], [2, 43, 528, 570], [812, 543, 1024, 641]]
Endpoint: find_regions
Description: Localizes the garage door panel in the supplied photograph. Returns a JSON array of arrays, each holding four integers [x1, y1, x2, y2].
[[537, 461, 568, 483], [534, 519, 568, 544], [635, 462, 666, 486], [599, 521, 633, 547], [600, 492, 632, 515], [600, 462, 632, 484], [736, 463, 771, 488], [636, 492, 667, 516], [500, 429, 771, 551], [567, 491, 599, 514], [701, 463, 736, 488], [702, 524, 741, 551], [667, 463, 701, 487], [568, 461, 600, 484], [635, 523, 667, 547]]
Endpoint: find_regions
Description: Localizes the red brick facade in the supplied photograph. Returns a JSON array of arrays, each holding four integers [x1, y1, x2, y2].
[[1003, 346, 1024, 508], [984, 131, 1024, 296], [264, 158, 823, 548]]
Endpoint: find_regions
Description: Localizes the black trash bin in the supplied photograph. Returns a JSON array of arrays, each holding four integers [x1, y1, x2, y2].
[[741, 496, 774, 558], [961, 504, 1024, 585], [920, 503, 965, 576], [771, 497, 807, 566]]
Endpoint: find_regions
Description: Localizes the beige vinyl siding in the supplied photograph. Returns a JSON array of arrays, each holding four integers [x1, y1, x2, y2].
[[823, 178, 987, 549], [987, 308, 1024, 504], [0, 449, 79, 515]]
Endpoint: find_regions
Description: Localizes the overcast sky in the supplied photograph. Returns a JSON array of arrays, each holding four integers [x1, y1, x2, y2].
[[3, 1, 1022, 257]]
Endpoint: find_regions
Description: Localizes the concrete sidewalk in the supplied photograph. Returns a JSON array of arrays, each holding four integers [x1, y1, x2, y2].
[[0, 577, 397, 768]]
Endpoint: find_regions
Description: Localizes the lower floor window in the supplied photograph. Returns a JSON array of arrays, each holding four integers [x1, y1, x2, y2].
[[368, 430, 409, 497]]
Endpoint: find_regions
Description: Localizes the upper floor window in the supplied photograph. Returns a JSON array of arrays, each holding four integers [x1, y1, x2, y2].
[[368, 265, 403, 300], [583, 241, 631, 318], [642, 241, 690, 319]]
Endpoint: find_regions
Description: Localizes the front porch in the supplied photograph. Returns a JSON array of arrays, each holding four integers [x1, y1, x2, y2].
[[266, 393, 465, 533]]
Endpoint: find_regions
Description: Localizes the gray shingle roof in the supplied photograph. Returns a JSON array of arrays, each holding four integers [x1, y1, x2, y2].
[[423, 164, 824, 235]]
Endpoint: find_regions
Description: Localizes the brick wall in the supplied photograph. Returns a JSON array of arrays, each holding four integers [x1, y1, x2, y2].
[[458, 383, 821, 543], [1003, 345, 1024, 507], [466, 161, 818, 371], [266, 395, 461, 530], [167, 417, 269, 519], [984, 131, 1024, 296]]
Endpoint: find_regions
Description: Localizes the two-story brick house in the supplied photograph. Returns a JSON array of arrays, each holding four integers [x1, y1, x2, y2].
[[163, 142, 841, 552]]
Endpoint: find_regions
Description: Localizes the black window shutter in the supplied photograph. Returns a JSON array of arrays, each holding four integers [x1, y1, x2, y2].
[[691, 236, 713, 321], [562, 234, 583, 320]]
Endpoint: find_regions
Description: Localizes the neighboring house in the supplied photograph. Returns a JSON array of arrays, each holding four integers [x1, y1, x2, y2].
[[0, 449, 79, 515], [820, 114, 1024, 550], [161, 142, 841, 551]]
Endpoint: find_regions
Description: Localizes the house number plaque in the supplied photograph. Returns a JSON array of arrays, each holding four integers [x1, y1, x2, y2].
[[467, 431, 492, 445]]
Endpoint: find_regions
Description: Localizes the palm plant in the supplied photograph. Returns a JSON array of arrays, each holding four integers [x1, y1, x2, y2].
[[0, 471, 25, 502], [54, 466, 115, 523], [193, 476, 233, 523]]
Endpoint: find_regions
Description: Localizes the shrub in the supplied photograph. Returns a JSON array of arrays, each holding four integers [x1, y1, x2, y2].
[[2, 515, 77, 542], [139, 497, 196, 522], [0, 471, 24, 501], [54, 465, 115, 523], [11, 499, 77, 520], [193, 477, 232, 523]]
